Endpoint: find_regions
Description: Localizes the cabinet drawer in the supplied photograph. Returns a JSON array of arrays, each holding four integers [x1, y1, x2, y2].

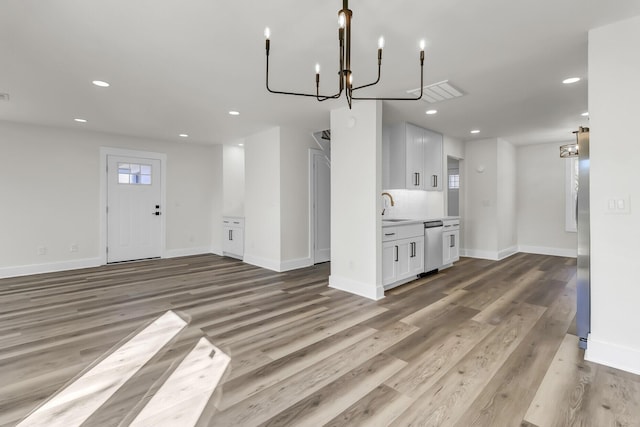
[[382, 223, 423, 241], [222, 216, 244, 227]]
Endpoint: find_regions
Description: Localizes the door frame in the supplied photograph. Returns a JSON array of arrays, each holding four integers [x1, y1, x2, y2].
[[99, 147, 167, 265], [308, 148, 330, 264]]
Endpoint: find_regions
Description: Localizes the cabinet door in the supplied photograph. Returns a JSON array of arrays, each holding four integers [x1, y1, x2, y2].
[[395, 239, 413, 280], [382, 241, 398, 286], [225, 226, 244, 257], [423, 128, 443, 191], [409, 236, 425, 275], [405, 123, 425, 189], [442, 230, 459, 265], [450, 230, 459, 263]]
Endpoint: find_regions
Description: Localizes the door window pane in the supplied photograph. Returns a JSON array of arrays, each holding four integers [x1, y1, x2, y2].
[[117, 162, 152, 185]]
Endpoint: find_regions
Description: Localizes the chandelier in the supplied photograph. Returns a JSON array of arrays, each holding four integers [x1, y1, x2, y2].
[[264, 0, 425, 109]]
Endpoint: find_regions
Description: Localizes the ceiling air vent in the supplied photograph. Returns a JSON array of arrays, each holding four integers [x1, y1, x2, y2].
[[0, 93, 9, 102], [406, 80, 464, 103]]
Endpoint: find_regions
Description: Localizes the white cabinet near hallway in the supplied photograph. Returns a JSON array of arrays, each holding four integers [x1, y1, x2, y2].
[[382, 222, 424, 289], [442, 218, 460, 266], [387, 122, 443, 191], [222, 216, 244, 259]]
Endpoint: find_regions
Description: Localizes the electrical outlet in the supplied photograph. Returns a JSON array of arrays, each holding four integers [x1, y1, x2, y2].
[[37, 246, 47, 255], [70, 244, 79, 253]]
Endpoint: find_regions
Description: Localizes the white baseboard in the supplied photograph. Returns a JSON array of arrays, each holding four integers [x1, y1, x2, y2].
[[459, 249, 500, 261], [243, 254, 313, 272], [586, 335, 640, 375], [210, 245, 223, 256], [518, 245, 577, 258], [280, 257, 313, 272], [164, 247, 212, 259], [0, 257, 102, 279], [243, 254, 281, 272], [329, 275, 384, 300], [498, 246, 518, 260]]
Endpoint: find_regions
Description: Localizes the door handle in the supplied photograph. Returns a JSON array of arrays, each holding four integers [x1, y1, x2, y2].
[[394, 245, 399, 262]]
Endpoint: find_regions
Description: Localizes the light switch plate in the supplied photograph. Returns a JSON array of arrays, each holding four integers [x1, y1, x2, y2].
[[606, 196, 630, 214]]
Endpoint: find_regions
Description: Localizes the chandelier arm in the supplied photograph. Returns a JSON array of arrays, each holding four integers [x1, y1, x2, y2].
[[266, 49, 342, 98], [351, 63, 381, 91], [351, 58, 424, 101]]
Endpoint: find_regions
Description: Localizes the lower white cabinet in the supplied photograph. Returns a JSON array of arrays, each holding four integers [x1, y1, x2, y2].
[[382, 224, 424, 289], [222, 216, 244, 259], [442, 229, 459, 265]]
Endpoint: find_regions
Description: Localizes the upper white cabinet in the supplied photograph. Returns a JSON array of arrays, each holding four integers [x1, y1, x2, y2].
[[386, 122, 443, 191]]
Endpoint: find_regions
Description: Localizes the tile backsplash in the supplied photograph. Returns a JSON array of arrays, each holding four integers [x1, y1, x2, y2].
[[381, 189, 444, 220]]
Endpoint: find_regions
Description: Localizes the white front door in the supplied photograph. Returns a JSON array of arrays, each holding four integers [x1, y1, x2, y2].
[[312, 150, 331, 264], [107, 155, 162, 262]]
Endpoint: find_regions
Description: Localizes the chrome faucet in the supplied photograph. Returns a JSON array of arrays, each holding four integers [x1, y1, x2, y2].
[[381, 192, 395, 215]]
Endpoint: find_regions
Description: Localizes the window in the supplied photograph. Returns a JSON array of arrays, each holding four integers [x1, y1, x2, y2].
[[118, 163, 152, 185], [565, 157, 578, 232], [448, 174, 460, 189]]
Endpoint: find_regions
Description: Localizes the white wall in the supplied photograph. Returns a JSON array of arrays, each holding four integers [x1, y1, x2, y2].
[[463, 138, 499, 257], [330, 101, 383, 300], [210, 145, 224, 255], [497, 138, 517, 255], [0, 120, 220, 277], [462, 137, 517, 259], [586, 15, 640, 374], [279, 127, 317, 268], [243, 127, 281, 270], [222, 144, 245, 217], [516, 142, 577, 257]]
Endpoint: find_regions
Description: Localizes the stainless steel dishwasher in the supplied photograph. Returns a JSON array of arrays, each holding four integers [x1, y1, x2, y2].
[[424, 220, 443, 273]]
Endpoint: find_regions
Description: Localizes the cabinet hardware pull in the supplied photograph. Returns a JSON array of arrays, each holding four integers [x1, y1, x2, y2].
[[229, 230, 233, 240], [395, 245, 399, 262], [450, 235, 454, 248], [384, 233, 396, 236], [417, 173, 420, 186], [432, 174, 438, 188]]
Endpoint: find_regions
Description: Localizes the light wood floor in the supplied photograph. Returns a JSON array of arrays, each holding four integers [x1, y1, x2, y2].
[[1, 253, 639, 426]]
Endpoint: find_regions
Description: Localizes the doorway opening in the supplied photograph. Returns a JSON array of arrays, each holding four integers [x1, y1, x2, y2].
[[447, 157, 461, 216], [309, 148, 331, 264]]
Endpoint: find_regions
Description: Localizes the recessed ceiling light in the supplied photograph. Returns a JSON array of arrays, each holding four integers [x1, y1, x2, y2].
[[228, 110, 240, 116], [425, 109, 438, 115], [470, 129, 480, 134], [74, 118, 87, 123], [562, 77, 580, 84], [179, 134, 189, 138], [238, 143, 244, 147], [581, 112, 589, 117], [92, 80, 110, 87]]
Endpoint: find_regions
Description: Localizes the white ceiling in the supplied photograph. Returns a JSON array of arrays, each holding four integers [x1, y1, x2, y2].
[[1, 0, 640, 146]]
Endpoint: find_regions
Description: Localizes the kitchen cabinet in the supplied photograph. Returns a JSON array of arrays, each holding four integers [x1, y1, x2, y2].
[[387, 122, 443, 191], [382, 223, 424, 289], [222, 216, 244, 259], [442, 219, 460, 265]]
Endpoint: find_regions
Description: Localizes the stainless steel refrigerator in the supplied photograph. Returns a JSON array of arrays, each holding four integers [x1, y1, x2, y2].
[[561, 127, 590, 349], [576, 127, 590, 349]]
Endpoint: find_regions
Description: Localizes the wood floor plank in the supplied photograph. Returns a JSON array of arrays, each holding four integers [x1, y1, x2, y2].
[[323, 384, 413, 427]]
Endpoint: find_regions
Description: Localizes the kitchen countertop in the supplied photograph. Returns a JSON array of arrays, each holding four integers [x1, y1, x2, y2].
[[382, 216, 460, 227]]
